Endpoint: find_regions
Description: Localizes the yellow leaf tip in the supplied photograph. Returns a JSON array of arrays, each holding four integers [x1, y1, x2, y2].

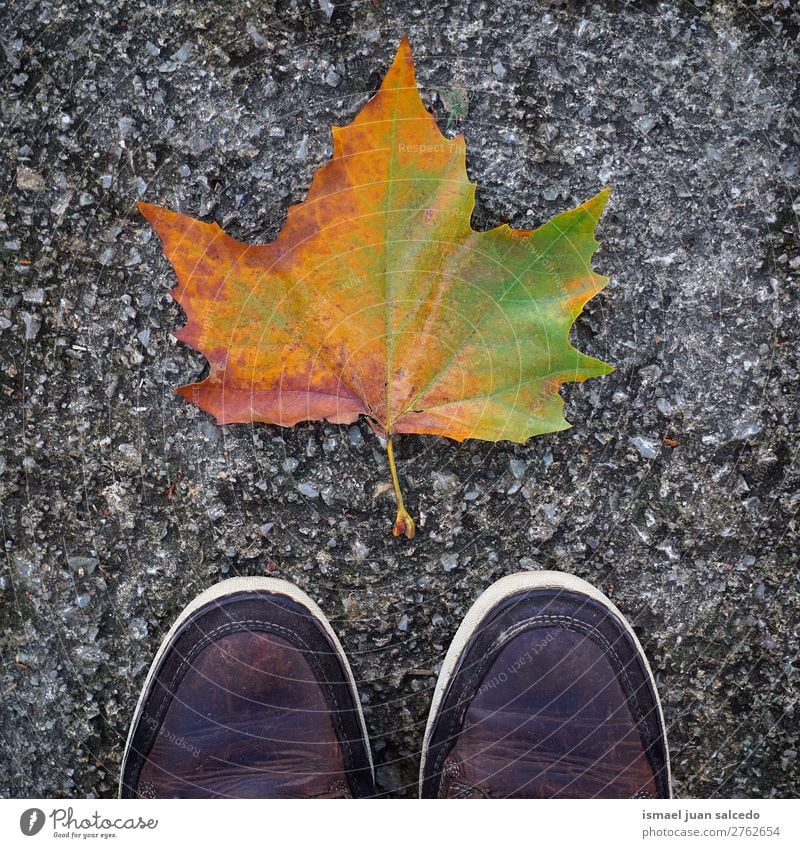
[[384, 35, 416, 90], [589, 184, 611, 212]]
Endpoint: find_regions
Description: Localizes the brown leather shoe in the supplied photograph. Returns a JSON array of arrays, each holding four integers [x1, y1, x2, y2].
[[420, 572, 671, 798], [119, 577, 374, 798]]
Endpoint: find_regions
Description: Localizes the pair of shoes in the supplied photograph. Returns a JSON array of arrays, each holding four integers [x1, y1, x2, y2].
[[119, 572, 671, 798]]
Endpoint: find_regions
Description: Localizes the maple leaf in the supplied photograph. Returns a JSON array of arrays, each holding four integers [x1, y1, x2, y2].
[[139, 37, 613, 539]]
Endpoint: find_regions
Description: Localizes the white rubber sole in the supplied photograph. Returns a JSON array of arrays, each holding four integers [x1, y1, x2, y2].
[[418, 570, 672, 797], [119, 576, 374, 797]]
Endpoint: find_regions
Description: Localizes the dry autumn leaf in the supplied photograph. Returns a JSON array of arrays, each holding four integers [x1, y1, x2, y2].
[[139, 37, 613, 539]]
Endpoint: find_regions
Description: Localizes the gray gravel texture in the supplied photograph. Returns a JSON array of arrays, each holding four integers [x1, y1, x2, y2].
[[1, 0, 799, 799]]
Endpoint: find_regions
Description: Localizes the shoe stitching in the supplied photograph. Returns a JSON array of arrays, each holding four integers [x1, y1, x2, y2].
[[137, 780, 157, 799], [439, 761, 492, 798]]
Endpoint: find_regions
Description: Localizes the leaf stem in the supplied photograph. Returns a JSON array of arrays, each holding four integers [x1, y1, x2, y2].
[[387, 436, 415, 539]]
